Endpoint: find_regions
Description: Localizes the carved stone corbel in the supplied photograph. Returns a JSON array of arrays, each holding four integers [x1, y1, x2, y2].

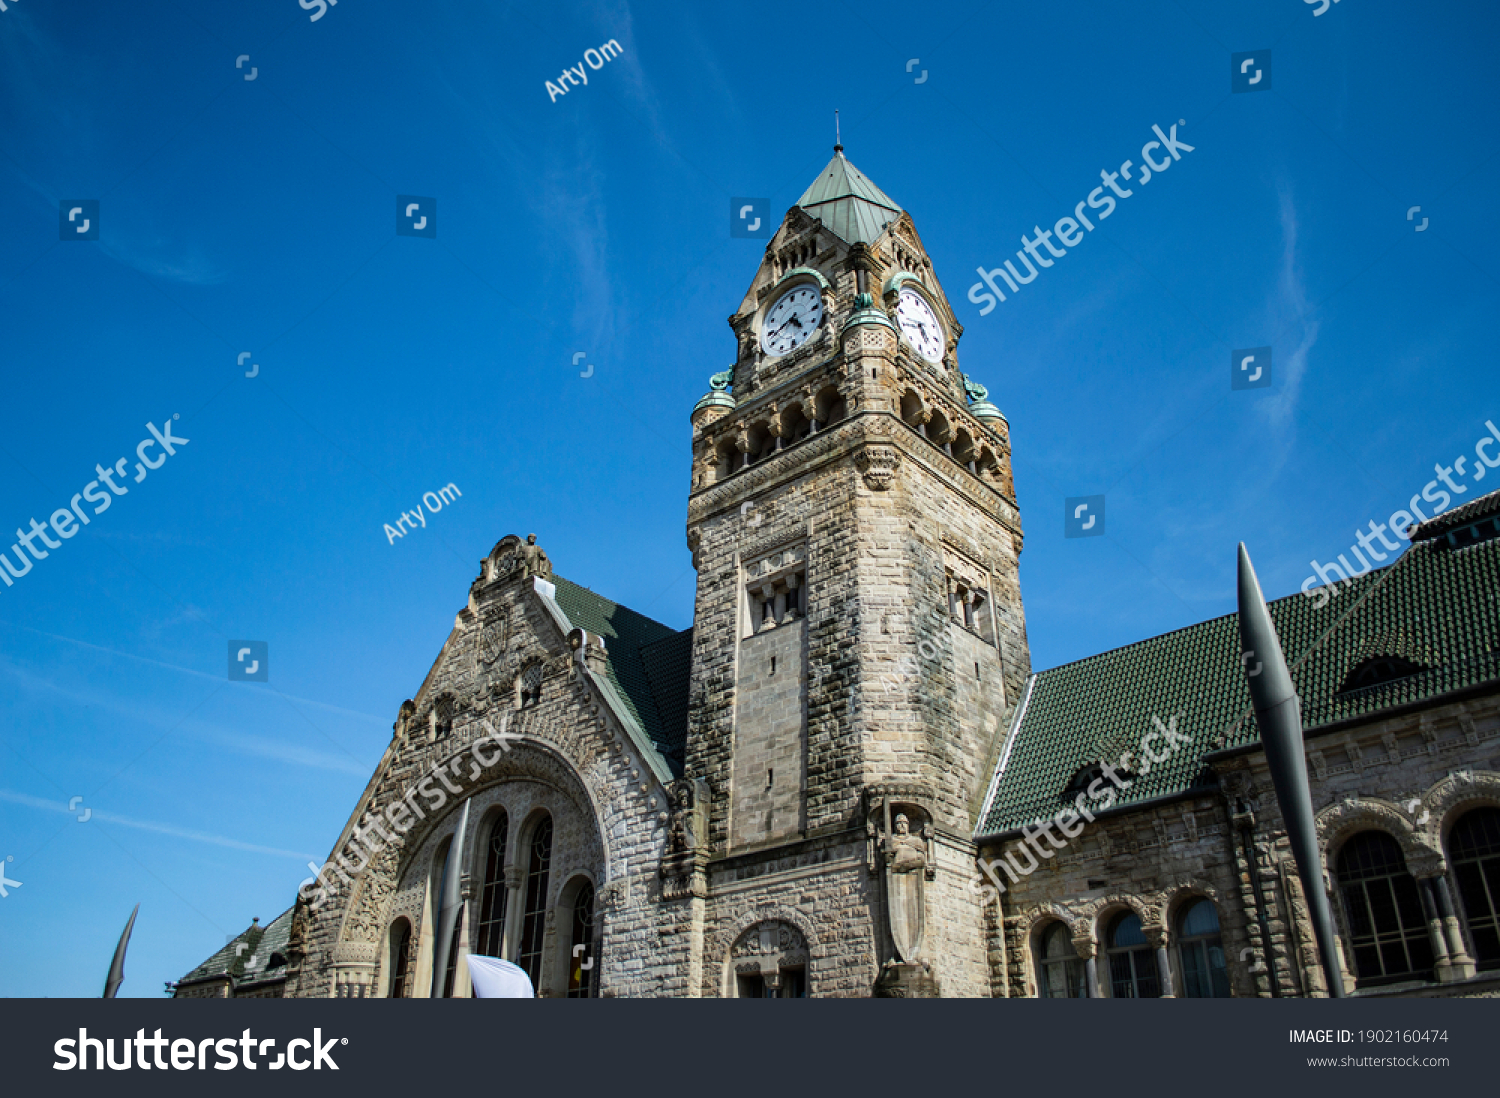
[[855, 445, 902, 491]]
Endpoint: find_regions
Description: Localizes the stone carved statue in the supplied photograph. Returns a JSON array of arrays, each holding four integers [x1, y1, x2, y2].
[[667, 782, 698, 855], [885, 814, 927, 873], [660, 778, 710, 900], [521, 534, 552, 580], [881, 811, 930, 964]]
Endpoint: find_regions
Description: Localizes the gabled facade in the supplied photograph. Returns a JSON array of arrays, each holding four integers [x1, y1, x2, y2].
[[176, 149, 1500, 999]]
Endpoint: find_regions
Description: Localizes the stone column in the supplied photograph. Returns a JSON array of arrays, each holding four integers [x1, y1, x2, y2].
[[502, 865, 524, 960], [454, 875, 474, 997], [1418, 876, 1455, 981], [1075, 932, 1100, 998], [1433, 874, 1477, 979], [1145, 925, 1174, 997], [759, 584, 777, 630]]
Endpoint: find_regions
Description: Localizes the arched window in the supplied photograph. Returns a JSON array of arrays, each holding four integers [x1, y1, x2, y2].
[[899, 391, 926, 432], [715, 439, 738, 482], [475, 812, 509, 958], [1106, 913, 1160, 998], [1036, 922, 1086, 998], [566, 881, 596, 998], [1176, 899, 1229, 997], [728, 920, 809, 997], [387, 920, 412, 998], [1336, 830, 1434, 986], [1449, 807, 1500, 969], [519, 661, 544, 707], [518, 816, 553, 990]]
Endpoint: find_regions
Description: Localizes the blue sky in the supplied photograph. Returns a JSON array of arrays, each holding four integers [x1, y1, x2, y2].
[[1, 0, 1496, 997]]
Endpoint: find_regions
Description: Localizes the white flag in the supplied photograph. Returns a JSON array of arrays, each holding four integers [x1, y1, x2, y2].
[[466, 955, 535, 998]]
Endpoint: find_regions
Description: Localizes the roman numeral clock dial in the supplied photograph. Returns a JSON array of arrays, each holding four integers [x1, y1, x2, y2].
[[760, 285, 824, 356]]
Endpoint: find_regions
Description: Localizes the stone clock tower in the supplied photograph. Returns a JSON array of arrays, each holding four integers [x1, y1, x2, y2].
[[680, 144, 1031, 996]]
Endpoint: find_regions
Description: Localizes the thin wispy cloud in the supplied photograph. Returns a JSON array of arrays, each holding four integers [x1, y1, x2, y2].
[[0, 620, 385, 725], [0, 654, 375, 778], [1261, 185, 1318, 434], [0, 788, 316, 861]]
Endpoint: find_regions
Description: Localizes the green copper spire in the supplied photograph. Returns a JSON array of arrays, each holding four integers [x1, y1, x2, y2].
[[795, 147, 902, 245]]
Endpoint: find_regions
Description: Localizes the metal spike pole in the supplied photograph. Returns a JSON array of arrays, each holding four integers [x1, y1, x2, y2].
[[430, 799, 471, 998], [103, 903, 140, 998], [1236, 543, 1347, 997]]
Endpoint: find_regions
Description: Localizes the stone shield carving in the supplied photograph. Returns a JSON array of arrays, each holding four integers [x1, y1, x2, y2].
[[477, 610, 509, 666]]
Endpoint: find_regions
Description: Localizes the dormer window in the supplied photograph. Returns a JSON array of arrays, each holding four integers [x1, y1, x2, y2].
[[1338, 656, 1428, 694], [1065, 762, 1107, 799]]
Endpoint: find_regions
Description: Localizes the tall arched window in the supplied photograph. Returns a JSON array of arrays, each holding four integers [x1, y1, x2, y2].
[[475, 812, 509, 958], [1449, 807, 1500, 970], [1036, 921, 1086, 998], [387, 920, 412, 998], [567, 881, 596, 998], [1336, 830, 1434, 986], [518, 816, 553, 990], [1176, 899, 1229, 997], [1106, 913, 1160, 998]]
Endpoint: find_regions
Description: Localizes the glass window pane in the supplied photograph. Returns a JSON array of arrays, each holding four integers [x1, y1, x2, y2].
[[476, 814, 508, 958], [567, 882, 595, 998], [1109, 951, 1134, 997], [1178, 899, 1220, 938], [1451, 810, 1500, 970], [1206, 943, 1231, 998], [1110, 913, 1145, 948], [518, 817, 553, 990], [1337, 830, 1435, 986], [1181, 941, 1207, 998]]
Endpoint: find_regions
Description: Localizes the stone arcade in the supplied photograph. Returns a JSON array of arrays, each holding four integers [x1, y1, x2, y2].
[[175, 147, 1500, 999]]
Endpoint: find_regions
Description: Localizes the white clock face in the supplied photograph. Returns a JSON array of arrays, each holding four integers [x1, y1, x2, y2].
[[761, 285, 824, 357], [897, 288, 944, 364]]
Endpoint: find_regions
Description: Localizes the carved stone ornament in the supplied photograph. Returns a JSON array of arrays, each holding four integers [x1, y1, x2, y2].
[[477, 609, 509, 666], [665, 778, 709, 855], [865, 791, 936, 973], [660, 778, 711, 900], [487, 535, 525, 582], [521, 533, 553, 580], [854, 444, 903, 491], [731, 920, 805, 959]]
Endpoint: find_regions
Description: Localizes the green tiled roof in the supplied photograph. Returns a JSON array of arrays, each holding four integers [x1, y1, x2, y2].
[[795, 150, 902, 245], [176, 905, 295, 987], [552, 576, 690, 775], [978, 489, 1500, 837]]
